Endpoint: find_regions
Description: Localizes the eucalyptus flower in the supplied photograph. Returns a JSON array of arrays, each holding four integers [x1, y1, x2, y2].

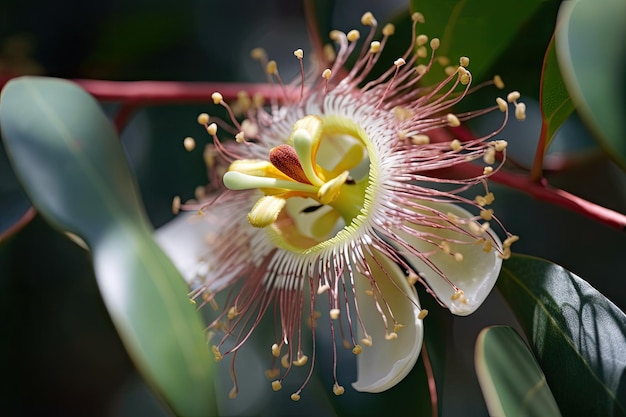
[[157, 11, 522, 401]]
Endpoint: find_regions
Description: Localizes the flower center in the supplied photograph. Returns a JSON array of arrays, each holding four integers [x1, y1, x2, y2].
[[223, 114, 374, 252]]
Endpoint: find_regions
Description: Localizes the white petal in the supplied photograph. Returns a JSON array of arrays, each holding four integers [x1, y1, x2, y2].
[[154, 213, 214, 282], [393, 201, 502, 316], [352, 249, 424, 393]]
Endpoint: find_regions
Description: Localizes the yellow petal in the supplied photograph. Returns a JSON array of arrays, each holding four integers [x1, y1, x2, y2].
[[247, 196, 287, 228]]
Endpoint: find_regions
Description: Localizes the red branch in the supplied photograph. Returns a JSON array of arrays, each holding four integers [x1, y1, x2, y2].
[[1, 76, 625, 232]]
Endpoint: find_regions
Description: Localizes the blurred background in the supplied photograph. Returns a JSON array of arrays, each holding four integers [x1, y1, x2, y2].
[[1, 0, 624, 416]]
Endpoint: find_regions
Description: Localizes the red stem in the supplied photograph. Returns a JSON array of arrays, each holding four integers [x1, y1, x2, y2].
[[421, 344, 438, 417], [1, 76, 624, 232]]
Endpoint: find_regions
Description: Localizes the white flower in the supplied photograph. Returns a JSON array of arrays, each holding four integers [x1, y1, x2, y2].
[[157, 10, 520, 401]]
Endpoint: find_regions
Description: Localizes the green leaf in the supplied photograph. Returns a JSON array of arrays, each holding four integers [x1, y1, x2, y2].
[[555, 0, 626, 169], [475, 326, 562, 417], [0, 76, 216, 416], [411, 0, 554, 84], [539, 34, 575, 150], [497, 254, 626, 417]]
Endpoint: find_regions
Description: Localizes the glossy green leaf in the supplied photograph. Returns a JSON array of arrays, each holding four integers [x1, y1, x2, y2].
[[539, 34, 575, 150], [556, 0, 626, 169], [0, 76, 216, 416], [411, 0, 553, 84], [497, 254, 626, 417], [475, 326, 562, 417]]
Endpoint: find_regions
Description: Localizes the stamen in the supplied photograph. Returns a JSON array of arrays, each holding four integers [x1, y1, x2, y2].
[[197, 113, 209, 125], [361, 11, 375, 26], [333, 384, 345, 396], [330, 308, 341, 319], [416, 34, 428, 46], [352, 344, 363, 355], [272, 380, 282, 391], [459, 56, 470, 67], [291, 393, 301, 401], [211, 92, 223, 105], [347, 30, 360, 42], [183, 136, 196, 151], [171, 195, 181, 215], [496, 97, 508, 112], [382, 23, 395, 36], [418, 309, 429, 320], [494, 75, 505, 89]]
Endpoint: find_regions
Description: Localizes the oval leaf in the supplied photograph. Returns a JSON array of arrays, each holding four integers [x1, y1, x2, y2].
[[555, 0, 626, 168], [497, 254, 626, 417], [0, 76, 216, 416], [539, 34, 574, 150], [476, 326, 562, 417], [411, 0, 552, 83]]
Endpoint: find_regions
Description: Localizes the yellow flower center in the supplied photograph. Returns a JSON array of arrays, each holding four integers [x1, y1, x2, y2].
[[223, 114, 376, 253]]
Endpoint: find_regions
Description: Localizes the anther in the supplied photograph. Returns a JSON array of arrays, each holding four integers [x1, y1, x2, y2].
[[172, 195, 181, 215], [417, 46, 428, 58], [271, 343, 281, 357], [281, 354, 290, 368], [459, 56, 470, 67], [361, 11, 375, 26], [197, 113, 209, 125], [454, 252, 464, 262], [291, 393, 301, 401], [437, 56, 451, 66], [272, 380, 282, 391], [317, 284, 330, 294], [293, 353, 308, 366], [361, 336, 373, 347], [483, 147, 496, 165], [329, 30, 343, 42], [444, 66, 456, 76], [265, 368, 280, 379], [211, 92, 223, 104], [446, 113, 461, 127], [183, 136, 196, 151], [416, 34, 428, 46], [430, 38, 440, 50], [450, 139, 462, 151], [322, 68, 332, 80], [451, 290, 464, 301], [250, 47, 266, 61], [480, 209, 494, 221], [352, 345, 363, 355], [416, 64, 427, 75], [385, 332, 398, 340], [293, 48, 303, 59], [412, 12, 425, 23], [493, 75, 505, 89], [211, 345, 223, 362], [507, 91, 521, 103], [227, 306, 238, 320], [235, 132, 245, 143], [266, 60, 278, 75], [382, 23, 395, 36], [347, 30, 360, 42], [418, 309, 429, 320], [493, 140, 508, 152], [393, 106, 412, 121], [394, 57, 406, 67], [483, 166, 494, 175], [515, 102, 526, 120], [411, 135, 430, 145], [207, 123, 218, 136], [407, 272, 419, 285], [333, 384, 345, 396], [229, 387, 238, 399], [496, 97, 508, 112], [330, 308, 341, 319], [369, 41, 381, 53]]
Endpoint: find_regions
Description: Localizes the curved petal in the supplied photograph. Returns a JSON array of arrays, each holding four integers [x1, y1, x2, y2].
[[393, 201, 502, 316], [352, 248, 424, 393], [154, 213, 214, 282]]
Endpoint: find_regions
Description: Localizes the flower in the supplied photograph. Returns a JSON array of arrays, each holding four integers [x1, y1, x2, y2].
[[157, 11, 522, 401]]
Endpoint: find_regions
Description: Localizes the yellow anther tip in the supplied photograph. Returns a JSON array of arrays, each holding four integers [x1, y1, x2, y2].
[[361, 11, 375, 26], [197, 113, 209, 125], [352, 344, 363, 355], [394, 58, 406, 67], [347, 29, 360, 42], [293, 48, 303, 59], [418, 309, 429, 320], [382, 23, 395, 36], [211, 92, 223, 104], [330, 308, 341, 320], [333, 384, 345, 396], [271, 380, 282, 391], [291, 393, 301, 402]]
